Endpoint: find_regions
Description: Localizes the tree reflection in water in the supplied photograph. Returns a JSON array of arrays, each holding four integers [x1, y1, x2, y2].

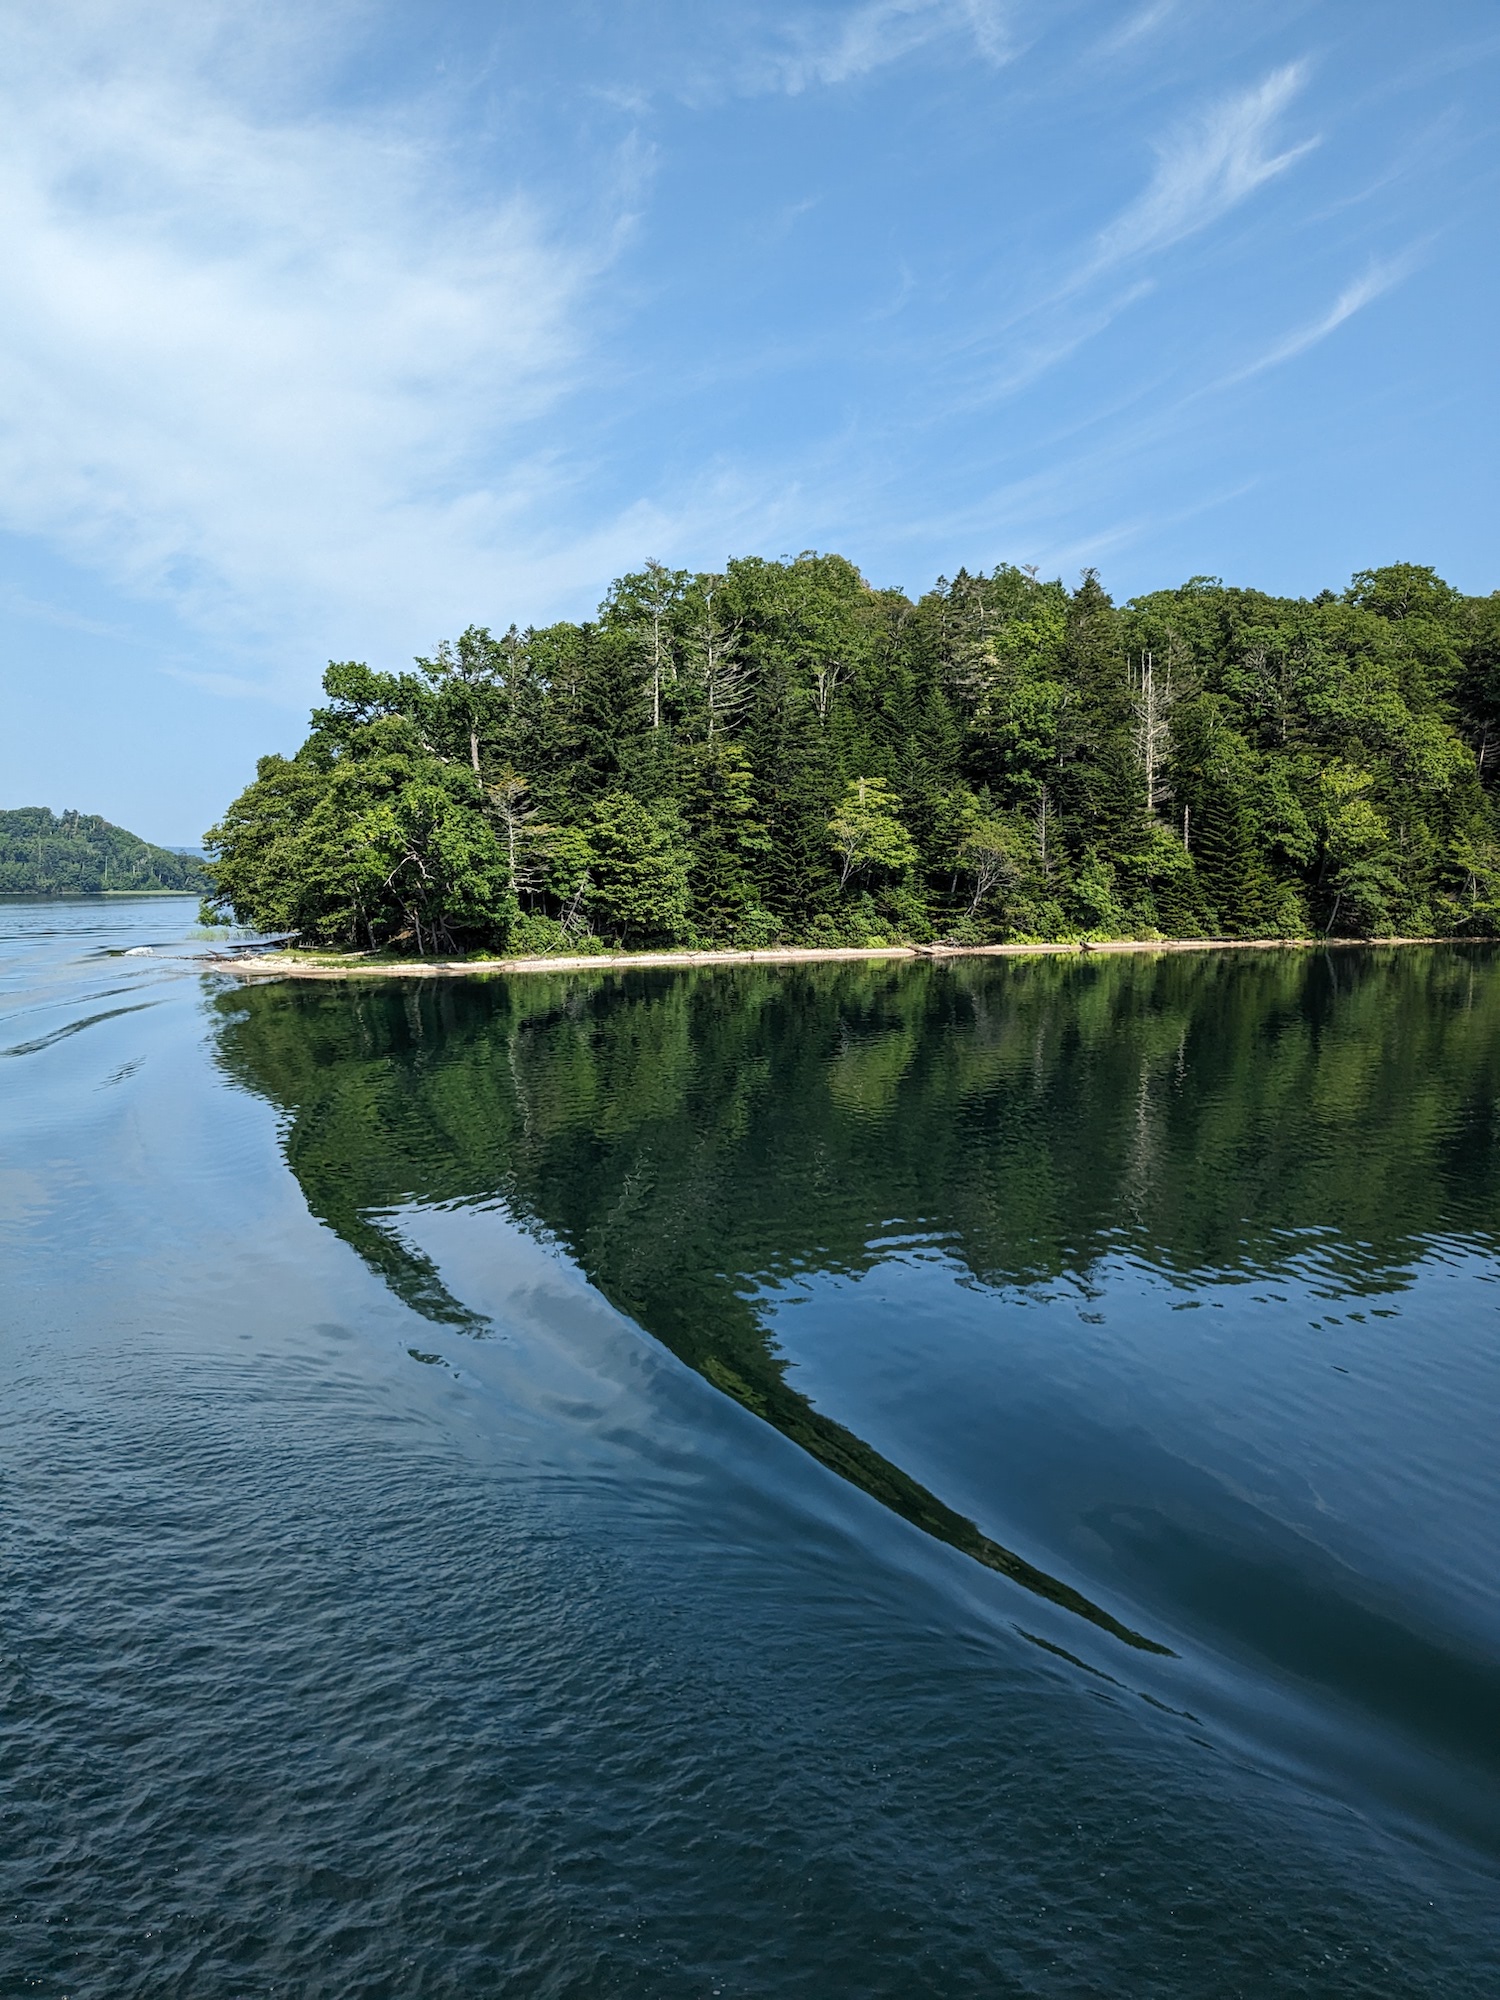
[[212, 947, 1500, 1656]]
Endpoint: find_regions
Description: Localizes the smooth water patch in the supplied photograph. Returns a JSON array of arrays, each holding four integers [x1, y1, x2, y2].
[[3, 908, 1500, 1996]]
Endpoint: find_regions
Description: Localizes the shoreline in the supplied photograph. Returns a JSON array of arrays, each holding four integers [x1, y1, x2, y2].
[[206, 934, 1493, 981], [0, 888, 203, 900]]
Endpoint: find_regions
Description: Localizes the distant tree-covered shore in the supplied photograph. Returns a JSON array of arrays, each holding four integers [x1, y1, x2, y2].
[[205, 556, 1500, 953], [0, 807, 208, 895]]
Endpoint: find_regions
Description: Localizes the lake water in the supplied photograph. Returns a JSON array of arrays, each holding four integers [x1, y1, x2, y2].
[[3, 896, 1500, 1997]]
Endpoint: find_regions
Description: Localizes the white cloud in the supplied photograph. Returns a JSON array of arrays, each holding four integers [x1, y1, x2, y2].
[[1086, 62, 1317, 277], [941, 61, 1321, 410], [1209, 255, 1416, 391], [764, 0, 1015, 93], [0, 2, 637, 693], [1092, 0, 1183, 60]]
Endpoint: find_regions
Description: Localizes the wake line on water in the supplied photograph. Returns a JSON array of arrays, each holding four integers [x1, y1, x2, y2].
[[0, 1001, 156, 1060], [339, 1196, 1170, 1653]]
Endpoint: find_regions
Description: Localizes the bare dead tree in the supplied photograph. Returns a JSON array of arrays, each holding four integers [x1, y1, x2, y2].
[[1130, 650, 1175, 821], [633, 560, 685, 730], [687, 579, 748, 739], [558, 872, 592, 935], [1034, 783, 1054, 880], [1239, 641, 1298, 747], [809, 654, 845, 722], [960, 825, 1024, 916], [484, 769, 544, 900], [938, 570, 1002, 715]]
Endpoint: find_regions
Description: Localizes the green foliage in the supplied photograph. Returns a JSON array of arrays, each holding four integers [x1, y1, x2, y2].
[[206, 556, 1500, 952], [827, 776, 918, 887], [508, 911, 608, 957], [0, 807, 208, 895], [205, 708, 513, 951], [581, 792, 693, 946]]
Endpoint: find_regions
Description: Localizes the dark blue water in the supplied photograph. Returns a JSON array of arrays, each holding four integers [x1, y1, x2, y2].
[[3, 898, 1499, 1996]]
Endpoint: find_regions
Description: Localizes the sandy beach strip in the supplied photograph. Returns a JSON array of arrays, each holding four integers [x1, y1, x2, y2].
[[204, 935, 1482, 980]]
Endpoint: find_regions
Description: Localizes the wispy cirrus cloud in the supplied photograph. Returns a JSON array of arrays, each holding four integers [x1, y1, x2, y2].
[[946, 63, 1321, 411], [1092, 0, 1184, 60], [1209, 253, 1418, 392], [1084, 62, 1318, 278], [759, 0, 1016, 93]]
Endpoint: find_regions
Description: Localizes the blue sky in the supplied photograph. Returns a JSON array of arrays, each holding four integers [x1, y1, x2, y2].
[[2, 0, 1497, 844]]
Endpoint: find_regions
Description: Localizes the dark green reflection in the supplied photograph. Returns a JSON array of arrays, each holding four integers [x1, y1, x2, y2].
[[211, 947, 1500, 1651]]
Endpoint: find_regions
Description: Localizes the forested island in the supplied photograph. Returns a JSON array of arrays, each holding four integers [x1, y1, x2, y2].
[[206, 555, 1500, 954], [0, 807, 208, 896]]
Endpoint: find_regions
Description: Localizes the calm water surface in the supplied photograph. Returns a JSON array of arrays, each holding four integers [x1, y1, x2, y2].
[[3, 897, 1499, 1996]]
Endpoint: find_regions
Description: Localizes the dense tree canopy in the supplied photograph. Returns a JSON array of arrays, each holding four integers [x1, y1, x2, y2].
[[0, 807, 207, 895], [206, 556, 1500, 952]]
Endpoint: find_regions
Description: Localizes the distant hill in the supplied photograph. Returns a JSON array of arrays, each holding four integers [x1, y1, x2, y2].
[[0, 807, 210, 894]]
